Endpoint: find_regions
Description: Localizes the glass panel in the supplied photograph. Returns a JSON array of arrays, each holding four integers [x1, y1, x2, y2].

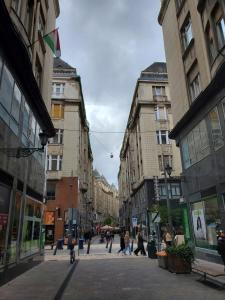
[[51, 155, 58, 171], [7, 192, 22, 263], [0, 65, 14, 112], [30, 114, 36, 145], [181, 137, 191, 169], [161, 131, 167, 144], [208, 107, 224, 150], [23, 102, 30, 137], [0, 184, 11, 265], [25, 198, 34, 217], [11, 83, 22, 122], [217, 18, 225, 48]]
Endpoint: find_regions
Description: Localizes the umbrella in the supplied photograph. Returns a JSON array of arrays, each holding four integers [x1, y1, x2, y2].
[[100, 225, 113, 230]]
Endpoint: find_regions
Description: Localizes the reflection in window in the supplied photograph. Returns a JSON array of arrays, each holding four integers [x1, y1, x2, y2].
[[208, 107, 224, 150], [181, 17, 193, 51], [189, 74, 201, 101], [216, 18, 225, 49], [0, 64, 14, 112]]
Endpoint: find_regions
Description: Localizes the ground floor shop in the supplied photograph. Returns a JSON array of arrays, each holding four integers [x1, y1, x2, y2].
[[0, 179, 44, 273]]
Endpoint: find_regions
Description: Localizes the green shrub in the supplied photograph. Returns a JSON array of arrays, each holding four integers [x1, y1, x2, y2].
[[166, 244, 195, 264]]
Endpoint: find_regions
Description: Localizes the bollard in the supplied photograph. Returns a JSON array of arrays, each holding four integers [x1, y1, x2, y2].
[[131, 240, 134, 252], [106, 240, 109, 248], [53, 243, 57, 255], [108, 240, 112, 253], [87, 239, 91, 254]]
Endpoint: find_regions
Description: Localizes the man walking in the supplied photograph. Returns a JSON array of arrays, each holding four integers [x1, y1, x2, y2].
[[134, 232, 146, 256]]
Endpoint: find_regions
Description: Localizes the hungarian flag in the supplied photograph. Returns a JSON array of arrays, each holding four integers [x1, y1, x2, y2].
[[43, 28, 61, 58]]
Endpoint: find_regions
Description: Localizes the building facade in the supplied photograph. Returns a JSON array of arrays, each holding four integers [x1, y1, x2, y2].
[[93, 170, 119, 226], [44, 58, 94, 243], [118, 63, 182, 237], [0, 0, 59, 274], [159, 0, 225, 262]]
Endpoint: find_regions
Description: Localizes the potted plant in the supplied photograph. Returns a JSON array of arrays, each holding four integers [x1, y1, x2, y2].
[[156, 251, 168, 269], [166, 244, 194, 273]]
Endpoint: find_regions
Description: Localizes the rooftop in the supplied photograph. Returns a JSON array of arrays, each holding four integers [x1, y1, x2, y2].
[[139, 62, 168, 82]]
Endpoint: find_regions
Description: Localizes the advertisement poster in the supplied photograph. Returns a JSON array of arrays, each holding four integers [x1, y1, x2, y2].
[[44, 211, 55, 225], [192, 208, 206, 240]]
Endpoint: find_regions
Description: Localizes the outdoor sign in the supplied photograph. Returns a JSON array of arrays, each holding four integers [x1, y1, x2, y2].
[[132, 217, 137, 227], [153, 176, 160, 201], [192, 208, 206, 240], [182, 207, 190, 240], [44, 211, 55, 225]]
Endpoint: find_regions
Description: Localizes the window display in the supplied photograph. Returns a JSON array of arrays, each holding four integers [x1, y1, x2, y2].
[[191, 196, 221, 250]]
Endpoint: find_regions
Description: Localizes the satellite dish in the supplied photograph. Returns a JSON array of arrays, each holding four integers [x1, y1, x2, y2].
[[110, 153, 113, 158]]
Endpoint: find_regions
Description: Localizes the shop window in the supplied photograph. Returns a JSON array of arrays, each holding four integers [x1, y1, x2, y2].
[[0, 183, 11, 265], [181, 16, 193, 51], [7, 192, 22, 263], [208, 106, 224, 150], [21, 198, 42, 257], [51, 104, 64, 119], [191, 197, 221, 250]]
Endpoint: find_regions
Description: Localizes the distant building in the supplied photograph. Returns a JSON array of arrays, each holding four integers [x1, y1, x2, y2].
[[93, 169, 119, 225], [159, 0, 225, 262], [0, 0, 59, 272], [44, 58, 93, 243], [118, 63, 182, 235]]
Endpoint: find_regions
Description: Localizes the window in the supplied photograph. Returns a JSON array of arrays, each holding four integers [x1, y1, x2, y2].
[[156, 130, 169, 144], [35, 59, 42, 88], [189, 74, 201, 101], [181, 137, 191, 169], [22, 102, 30, 138], [38, 11, 45, 36], [153, 86, 166, 96], [208, 107, 224, 150], [159, 184, 167, 196], [11, 0, 21, 15], [158, 155, 173, 171], [216, 17, 225, 49], [11, 83, 22, 122], [171, 184, 181, 196], [181, 17, 193, 51], [46, 181, 57, 200], [51, 104, 64, 119], [52, 83, 65, 95], [24, 0, 34, 37], [175, 0, 184, 11], [47, 155, 63, 171], [49, 129, 64, 144], [30, 114, 36, 145], [205, 22, 216, 62], [0, 64, 14, 113], [155, 106, 167, 120]]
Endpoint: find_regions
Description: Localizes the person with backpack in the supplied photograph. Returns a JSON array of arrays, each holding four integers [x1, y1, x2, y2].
[[68, 234, 75, 264]]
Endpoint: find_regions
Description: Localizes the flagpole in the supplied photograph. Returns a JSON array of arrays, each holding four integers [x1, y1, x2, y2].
[[28, 27, 59, 49]]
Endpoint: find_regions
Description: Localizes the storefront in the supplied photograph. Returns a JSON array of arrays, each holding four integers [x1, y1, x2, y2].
[[191, 195, 221, 251]]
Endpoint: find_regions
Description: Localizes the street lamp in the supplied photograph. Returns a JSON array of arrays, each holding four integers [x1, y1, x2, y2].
[[0, 132, 49, 158], [163, 164, 173, 230]]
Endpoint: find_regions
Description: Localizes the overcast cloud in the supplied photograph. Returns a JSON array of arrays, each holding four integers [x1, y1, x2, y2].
[[57, 0, 165, 186]]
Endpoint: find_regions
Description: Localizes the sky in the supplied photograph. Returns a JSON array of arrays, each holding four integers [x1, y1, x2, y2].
[[57, 0, 165, 186]]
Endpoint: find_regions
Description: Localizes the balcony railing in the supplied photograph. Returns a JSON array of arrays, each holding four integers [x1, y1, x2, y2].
[[153, 95, 168, 102]]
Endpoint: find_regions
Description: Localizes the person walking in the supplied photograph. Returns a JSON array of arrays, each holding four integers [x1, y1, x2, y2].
[[68, 234, 75, 264], [163, 228, 173, 247], [134, 232, 146, 256], [117, 232, 125, 253], [123, 231, 131, 255], [217, 231, 225, 271]]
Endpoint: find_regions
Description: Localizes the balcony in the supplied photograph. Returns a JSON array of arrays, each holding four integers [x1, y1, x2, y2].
[[153, 95, 169, 102]]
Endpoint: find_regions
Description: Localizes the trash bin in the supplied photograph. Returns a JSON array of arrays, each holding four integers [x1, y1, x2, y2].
[[79, 239, 84, 250], [147, 240, 157, 259]]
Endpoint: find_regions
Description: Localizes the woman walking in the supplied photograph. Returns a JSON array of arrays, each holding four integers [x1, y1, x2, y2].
[[117, 232, 125, 253], [123, 231, 131, 255], [134, 232, 146, 256]]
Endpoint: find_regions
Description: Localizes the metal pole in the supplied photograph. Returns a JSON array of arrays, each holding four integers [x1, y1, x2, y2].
[[164, 169, 172, 230]]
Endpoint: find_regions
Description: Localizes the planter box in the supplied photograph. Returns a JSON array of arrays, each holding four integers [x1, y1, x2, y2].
[[158, 256, 168, 269], [167, 253, 191, 274]]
